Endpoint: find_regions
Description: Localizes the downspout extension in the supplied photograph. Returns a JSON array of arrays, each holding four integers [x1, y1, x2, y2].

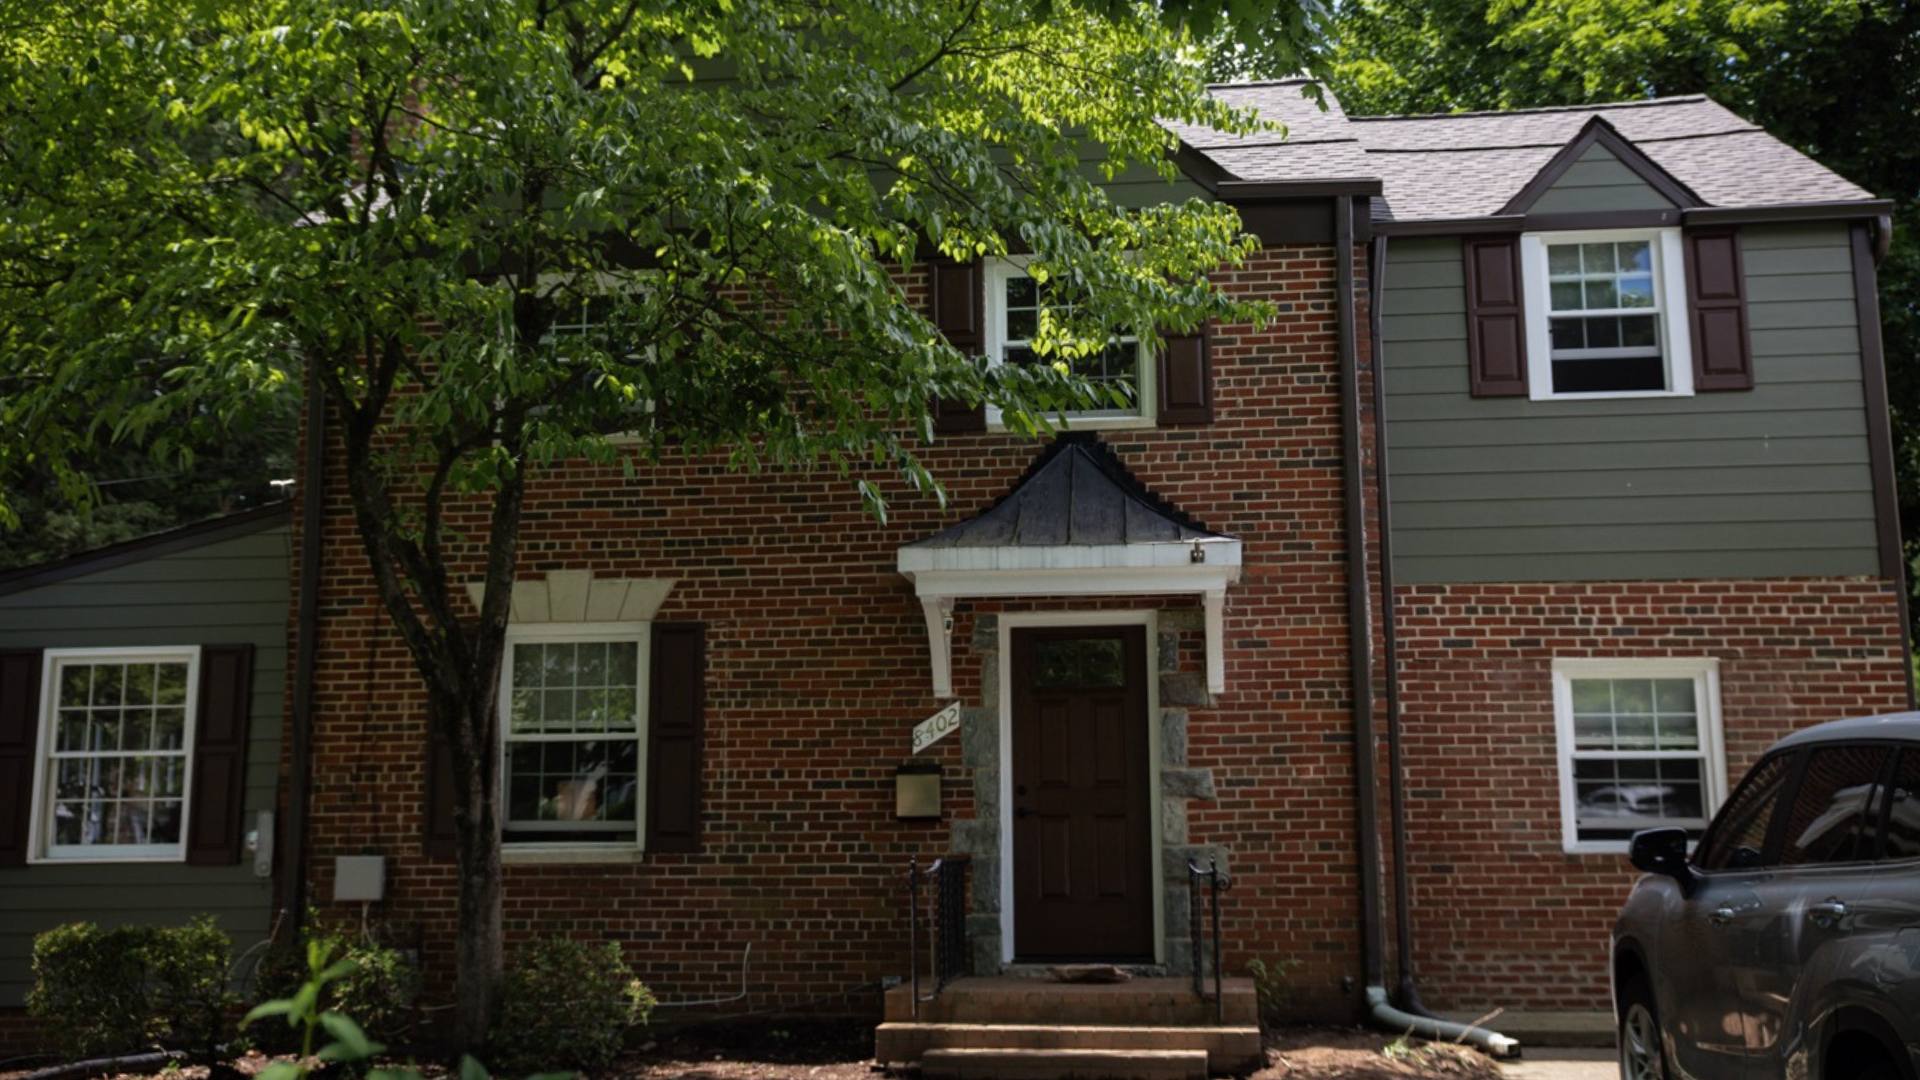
[[1367, 986, 1521, 1059]]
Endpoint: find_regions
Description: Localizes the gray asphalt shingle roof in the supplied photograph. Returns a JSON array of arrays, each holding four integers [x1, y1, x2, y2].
[[1187, 81, 1879, 223]]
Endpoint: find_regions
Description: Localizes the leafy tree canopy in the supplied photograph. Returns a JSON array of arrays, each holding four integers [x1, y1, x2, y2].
[[0, 0, 1314, 1041]]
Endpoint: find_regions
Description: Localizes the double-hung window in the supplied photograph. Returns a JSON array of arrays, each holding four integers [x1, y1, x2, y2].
[[1552, 657, 1726, 853], [984, 258, 1153, 428], [499, 625, 648, 849], [1520, 229, 1692, 399], [32, 647, 198, 861]]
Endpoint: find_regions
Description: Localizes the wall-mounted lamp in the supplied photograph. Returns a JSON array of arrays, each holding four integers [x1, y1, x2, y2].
[[894, 762, 943, 821]]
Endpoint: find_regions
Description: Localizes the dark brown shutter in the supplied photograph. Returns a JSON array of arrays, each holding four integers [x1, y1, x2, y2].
[[1463, 235, 1529, 397], [930, 258, 987, 433], [1686, 229, 1754, 391], [1157, 328, 1213, 425], [185, 644, 253, 865], [423, 727, 456, 860], [0, 649, 43, 866], [647, 623, 706, 852]]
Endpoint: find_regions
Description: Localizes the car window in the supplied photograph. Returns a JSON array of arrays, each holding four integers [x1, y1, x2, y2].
[[1696, 752, 1793, 871], [1776, 743, 1892, 867], [1882, 747, 1920, 862]]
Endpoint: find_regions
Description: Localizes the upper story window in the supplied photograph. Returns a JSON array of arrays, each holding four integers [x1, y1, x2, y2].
[[499, 624, 648, 849], [1520, 228, 1693, 400], [1552, 657, 1726, 854], [32, 648, 198, 862], [985, 258, 1154, 429]]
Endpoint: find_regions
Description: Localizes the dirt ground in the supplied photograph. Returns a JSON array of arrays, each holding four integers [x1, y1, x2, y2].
[[1, 1023, 1505, 1080]]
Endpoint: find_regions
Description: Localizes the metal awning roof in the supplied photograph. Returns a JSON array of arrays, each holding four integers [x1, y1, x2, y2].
[[898, 436, 1242, 697]]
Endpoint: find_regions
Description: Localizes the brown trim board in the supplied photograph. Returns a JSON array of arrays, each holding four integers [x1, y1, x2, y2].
[[1849, 221, 1916, 708], [1500, 116, 1703, 215]]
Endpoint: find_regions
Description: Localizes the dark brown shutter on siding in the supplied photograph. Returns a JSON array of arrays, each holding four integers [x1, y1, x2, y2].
[[423, 727, 457, 860], [1157, 329, 1213, 425], [0, 649, 43, 866], [1686, 229, 1754, 391], [1463, 236, 1529, 397], [930, 258, 987, 433], [647, 623, 706, 852], [185, 644, 253, 865]]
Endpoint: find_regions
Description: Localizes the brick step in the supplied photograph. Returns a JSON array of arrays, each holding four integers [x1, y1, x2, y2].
[[876, 1022, 1263, 1072], [920, 1047, 1209, 1080], [883, 977, 1257, 1026]]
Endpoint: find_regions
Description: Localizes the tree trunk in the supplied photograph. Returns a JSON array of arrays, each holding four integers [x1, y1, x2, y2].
[[448, 690, 505, 1049]]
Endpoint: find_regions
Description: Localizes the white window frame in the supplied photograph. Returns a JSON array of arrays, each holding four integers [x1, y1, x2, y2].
[[27, 646, 201, 864], [1552, 656, 1727, 855], [1520, 228, 1693, 401], [515, 271, 658, 444], [983, 255, 1156, 431], [497, 622, 651, 856]]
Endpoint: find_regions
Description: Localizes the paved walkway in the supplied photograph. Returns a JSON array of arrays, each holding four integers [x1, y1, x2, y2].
[[1503, 1047, 1615, 1080]]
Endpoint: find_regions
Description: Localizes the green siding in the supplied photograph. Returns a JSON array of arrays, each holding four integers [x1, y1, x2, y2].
[[1381, 224, 1881, 584], [1528, 143, 1678, 214], [0, 521, 288, 1006]]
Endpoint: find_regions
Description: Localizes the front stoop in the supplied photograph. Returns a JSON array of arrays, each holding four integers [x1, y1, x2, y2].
[[877, 977, 1262, 1078], [921, 1047, 1209, 1080]]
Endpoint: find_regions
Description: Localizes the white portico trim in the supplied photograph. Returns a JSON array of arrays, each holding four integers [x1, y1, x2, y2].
[[898, 541, 1241, 698], [895, 436, 1244, 699]]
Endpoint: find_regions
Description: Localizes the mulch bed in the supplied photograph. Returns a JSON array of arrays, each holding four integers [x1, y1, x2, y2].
[[2, 1023, 1503, 1080]]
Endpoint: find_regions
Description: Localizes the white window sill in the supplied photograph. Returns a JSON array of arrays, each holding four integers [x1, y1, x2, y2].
[[30, 851, 187, 866], [502, 845, 645, 866], [1532, 389, 1694, 402]]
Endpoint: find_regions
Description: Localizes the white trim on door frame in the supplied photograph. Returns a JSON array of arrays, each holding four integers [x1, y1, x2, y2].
[[996, 610, 1163, 967]]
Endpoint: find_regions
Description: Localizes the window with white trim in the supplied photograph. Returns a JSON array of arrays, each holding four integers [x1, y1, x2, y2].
[[499, 625, 648, 848], [1520, 228, 1693, 399], [984, 258, 1153, 427], [33, 647, 198, 861], [1552, 658, 1726, 853]]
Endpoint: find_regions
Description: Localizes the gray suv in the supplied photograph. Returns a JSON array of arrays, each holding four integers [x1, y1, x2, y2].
[[1612, 713, 1920, 1080]]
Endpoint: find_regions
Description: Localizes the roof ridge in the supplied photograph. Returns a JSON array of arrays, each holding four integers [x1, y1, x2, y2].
[[1202, 136, 1361, 149], [1350, 94, 1710, 122], [1206, 76, 1318, 89]]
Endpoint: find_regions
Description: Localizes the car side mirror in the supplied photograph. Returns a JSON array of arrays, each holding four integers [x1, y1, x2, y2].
[[1629, 827, 1696, 889]]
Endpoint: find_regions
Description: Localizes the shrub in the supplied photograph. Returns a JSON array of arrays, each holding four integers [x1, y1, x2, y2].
[[27, 917, 235, 1059], [146, 917, 235, 1055], [247, 930, 418, 1049], [487, 937, 654, 1074], [1245, 956, 1298, 1030], [328, 938, 420, 1043]]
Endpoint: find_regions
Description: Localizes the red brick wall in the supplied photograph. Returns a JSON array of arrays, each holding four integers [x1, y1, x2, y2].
[[1390, 578, 1909, 1010], [293, 243, 1380, 1021]]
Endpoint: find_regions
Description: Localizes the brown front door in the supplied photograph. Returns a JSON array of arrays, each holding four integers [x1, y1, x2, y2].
[[1010, 625, 1154, 961]]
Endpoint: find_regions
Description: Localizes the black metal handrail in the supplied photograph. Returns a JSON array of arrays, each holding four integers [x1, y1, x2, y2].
[[906, 854, 970, 1019], [1187, 858, 1229, 1024]]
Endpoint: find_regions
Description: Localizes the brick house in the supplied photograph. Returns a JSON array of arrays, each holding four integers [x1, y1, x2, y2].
[[0, 80, 1907, 1055]]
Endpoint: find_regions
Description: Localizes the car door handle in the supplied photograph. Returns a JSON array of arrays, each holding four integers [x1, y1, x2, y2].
[[1709, 906, 1738, 926], [1808, 899, 1849, 925]]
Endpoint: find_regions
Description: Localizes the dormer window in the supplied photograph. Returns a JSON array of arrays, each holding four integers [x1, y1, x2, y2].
[[1519, 228, 1693, 400]]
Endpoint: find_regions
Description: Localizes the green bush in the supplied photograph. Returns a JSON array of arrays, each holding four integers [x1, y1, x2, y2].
[[27, 917, 235, 1058], [487, 937, 654, 1074], [247, 931, 419, 1048], [328, 938, 420, 1043]]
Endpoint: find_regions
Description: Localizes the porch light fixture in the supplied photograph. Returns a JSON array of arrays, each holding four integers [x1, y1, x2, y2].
[[894, 762, 943, 821]]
